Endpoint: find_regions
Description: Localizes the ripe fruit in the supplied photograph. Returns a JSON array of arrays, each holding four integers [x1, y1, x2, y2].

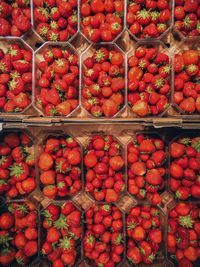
[[36, 46, 79, 116], [33, 0, 77, 41], [0, 201, 38, 266], [168, 203, 199, 266], [41, 202, 81, 266], [127, 205, 163, 265], [174, 49, 200, 114], [127, 0, 171, 39], [0, 43, 32, 113], [80, 0, 124, 43], [0, 132, 36, 198], [169, 135, 200, 200], [128, 45, 170, 117], [174, 1, 200, 36], [0, 1, 31, 37], [84, 204, 124, 266], [39, 135, 81, 199], [84, 135, 125, 202], [128, 133, 166, 204], [82, 46, 125, 117]]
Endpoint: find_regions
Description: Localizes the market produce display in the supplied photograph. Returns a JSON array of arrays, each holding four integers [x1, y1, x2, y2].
[[0, 132, 36, 198], [174, 48, 200, 114], [33, 0, 78, 41], [0, 0, 200, 266], [41, 202, 82, 267], [174, 0, 200, 37], [0, 0, 31, 37], [127, 133, 167, 204], [128, 44, 171, 117], [83, 203, 124, 266], [127, 205, 163, 265], [80, 0, 124, 42], [84, 134, 125, 202], [38, 135, 82, 199], [0, 201, 38, 266], [127, 0, 172, 39], [82, 46, 125, 117], [35, 45, 79, 116], [167, 202, 200, 266], [0, 42, 32, 113], [169, 135, 200, 200]]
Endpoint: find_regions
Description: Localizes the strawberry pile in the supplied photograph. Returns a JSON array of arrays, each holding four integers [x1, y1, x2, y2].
[[127, 205, 163, 265], [174, 0, 200, 37], [82, 47, 125, 117], [0, 132, 36, 198], [127, 133, 167, 204], [41, 202, 81, 267], [0, 0, 31, 37], [127, 0, 171, 39], [33, 0, 77, 42], [128, 46, 170, 117], [80, 0, 124, 43], [0, 43, 32, 113], [174, 49, 200, 114], [84, 135, 125, 202], [167, 203, 200, 267], [0, 201, 38, 266], [38, 135, 81, 199], [84, 204, 124, 266], [169, 136, 200, 200], [36, 46, 79, 116]]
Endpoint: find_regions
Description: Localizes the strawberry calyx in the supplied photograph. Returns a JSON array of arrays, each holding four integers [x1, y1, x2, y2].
[[39, 26, 49, 36], [111, 22, 121, 30], [87, 234, 94, 244], [137, 9, 151, 20], [163, 65, 171, 74], [187, 64, 198, 72], [68, 55, 73, 63], [102, 204, 111, 212], [127, 221, 138, 230], [114, 233, 123, 245], [151, 11, 160, 20], [0, 233, 13, 247], [178, 137, 191, 145], [41, 210, 52, 225], [0, 156, 6, 165], [138, 59, 147, 69], [9, 163, 24, 177], [50, 21, 58, 30], [95, 50, 105, 62], [57, 181, 66, 189], [86, 69, 94, 77], [183, 17, 192, 28], [0, 62, 6, 73], [16, 256, 26, 265], [7, 47, 18, 57], [10, 71, 20, 79], [38, 7, 49, 18], [16, 204, 28, 215], [9, 79, 18, 90], [59, 237, 72, 250], [139, 189, 146, 197], [49, 32, 59, 41], [50, 7, 58, 15], [55, 59, 65, 67], [157, 23, 166, 31], [154, 78, 164, 88], [192, 140, 200, 152], [54, 214, 68, 230], [179, 215, 194, 228]]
